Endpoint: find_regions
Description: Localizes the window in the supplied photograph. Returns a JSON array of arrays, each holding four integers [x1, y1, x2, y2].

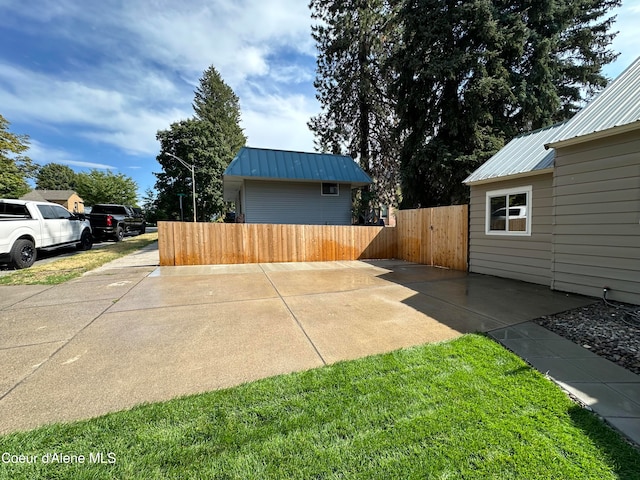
[[486, 186, 532, 236], [38, 205, 72, 219], [51, 205, 72, 219], [321, 183, 339, 196], [37, 205, 57, 219], [92, 205, 126, 215], [0, 202, 30, 217]]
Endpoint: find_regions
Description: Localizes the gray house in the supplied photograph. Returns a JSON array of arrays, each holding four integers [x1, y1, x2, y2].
[[464, 56, 640, 304], [223, 147, 371, 225]]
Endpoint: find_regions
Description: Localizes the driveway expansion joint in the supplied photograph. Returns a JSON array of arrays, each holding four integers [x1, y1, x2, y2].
[[0, 278, 138, 404], [260, 264, 327, 366]]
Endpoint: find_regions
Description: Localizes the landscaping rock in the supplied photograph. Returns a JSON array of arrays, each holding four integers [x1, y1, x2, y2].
[[533, 300, 640, 375]]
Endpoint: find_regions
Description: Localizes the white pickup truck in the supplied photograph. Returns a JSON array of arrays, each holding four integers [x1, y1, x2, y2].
[[0, 199, 93, 269]]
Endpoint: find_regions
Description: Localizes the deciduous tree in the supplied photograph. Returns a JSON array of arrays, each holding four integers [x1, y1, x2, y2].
[[0, 114, 37, 198], [75, 169, 138, 206], [36, 163, 77, 190], [141, 188, 159, 225]]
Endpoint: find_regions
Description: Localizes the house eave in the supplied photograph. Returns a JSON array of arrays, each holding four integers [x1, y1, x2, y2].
[[546, 121, 640, 149], [464, 168, 554, 186], [224, 175, 370, 188]]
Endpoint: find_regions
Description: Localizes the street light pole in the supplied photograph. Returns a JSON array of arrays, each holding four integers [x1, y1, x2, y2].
[[166, 153, 197, 222]]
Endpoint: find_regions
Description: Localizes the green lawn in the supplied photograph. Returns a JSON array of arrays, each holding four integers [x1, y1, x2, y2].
[[0, 233, 158, 285], [0, 335, 638, 479]]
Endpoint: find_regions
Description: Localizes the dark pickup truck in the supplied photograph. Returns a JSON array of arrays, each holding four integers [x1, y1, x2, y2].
[[88, 204, 145, 241]]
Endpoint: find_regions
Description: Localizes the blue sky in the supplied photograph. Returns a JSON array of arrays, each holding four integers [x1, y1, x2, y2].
[[1, 0, 639, 202]]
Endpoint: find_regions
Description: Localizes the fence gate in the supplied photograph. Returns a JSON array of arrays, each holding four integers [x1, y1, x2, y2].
[[395, 205, 468, 271]]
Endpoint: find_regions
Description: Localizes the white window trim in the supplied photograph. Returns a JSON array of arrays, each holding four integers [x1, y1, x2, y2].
[[485, 185, 532, 236], [321, 182, 339, 196]]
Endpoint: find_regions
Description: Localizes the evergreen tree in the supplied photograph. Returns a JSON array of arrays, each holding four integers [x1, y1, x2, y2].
[[155, 66, 246, 222], [309, 0, 400, 212], [36, 163, 77, 190], [496, 0, 620, 132], [141, 188, 159, 225], [0, 114, 37, 198], [393, 0, 513, 207], [193, 65, 245, 150], [392, 0, 620, 208]]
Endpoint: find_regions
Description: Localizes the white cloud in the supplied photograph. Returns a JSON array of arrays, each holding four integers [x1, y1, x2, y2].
[[118, 0, 314, 84], [629, 3, 640, 13], [0, 63, 192, 155], [27, 140, 116, 170], [240, 88, 320, 152], [63, 160, 118, 170], [0, 0, 318, 158], [269, 64, 316, 85]]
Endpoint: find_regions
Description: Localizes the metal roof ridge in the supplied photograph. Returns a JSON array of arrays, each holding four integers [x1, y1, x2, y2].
[[548, 55, 640, 144], [513, 121, 569, 139], [239, 146, 352, 158]]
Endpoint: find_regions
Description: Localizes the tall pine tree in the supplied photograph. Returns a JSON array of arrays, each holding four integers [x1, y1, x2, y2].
[[393, 0, 513, 207], [309, 0, 400, 213], [155, 66, 246, 221], [392, 0, 620, 208]]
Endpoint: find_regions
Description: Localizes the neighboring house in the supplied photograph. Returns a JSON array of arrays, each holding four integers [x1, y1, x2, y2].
[[20, 190, 85, 213], [223, 147, 372, 225], [464, 57, 640, 304]]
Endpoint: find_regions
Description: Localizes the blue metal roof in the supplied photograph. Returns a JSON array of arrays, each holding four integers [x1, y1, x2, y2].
[[464, 123, 564, 185], [224, 147, 372, 185]]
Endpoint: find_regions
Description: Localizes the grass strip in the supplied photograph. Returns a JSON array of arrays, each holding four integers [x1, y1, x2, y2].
[[0, 233, 158, 285], [0, 334, 638, 479]]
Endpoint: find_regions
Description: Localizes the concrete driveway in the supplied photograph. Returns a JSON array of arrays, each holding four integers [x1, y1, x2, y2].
[[0, 243, 594, 433]]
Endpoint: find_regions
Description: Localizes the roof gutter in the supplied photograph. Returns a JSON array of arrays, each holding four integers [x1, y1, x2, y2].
[[545, 121, 640, 149]]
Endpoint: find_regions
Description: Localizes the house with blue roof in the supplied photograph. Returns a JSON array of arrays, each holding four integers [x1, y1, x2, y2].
[[464, 56, 640, 304], [223, 147, 372, 225]]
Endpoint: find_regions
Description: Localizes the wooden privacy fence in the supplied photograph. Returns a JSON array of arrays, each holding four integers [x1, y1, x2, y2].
[[396, 205, 468, 271], [158, 223, 397, 266], [158, 204, 468, 270]]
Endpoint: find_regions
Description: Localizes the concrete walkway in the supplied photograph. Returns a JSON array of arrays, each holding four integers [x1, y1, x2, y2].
[[489, 322, 640, 446], [1, 242, 638, 447]]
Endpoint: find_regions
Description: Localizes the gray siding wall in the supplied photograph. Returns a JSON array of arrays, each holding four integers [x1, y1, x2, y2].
[[469, 174, 553, 285], [244, 180, 352, 225], [552, 130, 640, 304]]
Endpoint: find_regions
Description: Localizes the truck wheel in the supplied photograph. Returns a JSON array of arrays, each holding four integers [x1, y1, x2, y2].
[[9, 239, 37, 269], [113, 226, 125, 242], [139, 224, 146, 235], [76, 230, 93, 251]]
